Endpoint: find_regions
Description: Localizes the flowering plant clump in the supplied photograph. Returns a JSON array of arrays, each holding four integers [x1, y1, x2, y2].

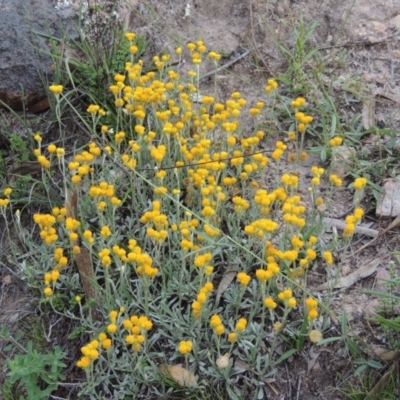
[[1, 32, 368, 397]]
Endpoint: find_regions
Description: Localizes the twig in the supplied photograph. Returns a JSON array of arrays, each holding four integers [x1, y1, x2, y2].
[[199, 47, 259, 81], [285, 361, 292, 399], [323, 217, 379, 238], [317, 34, 399, 51], [296, 375, 302, 400]]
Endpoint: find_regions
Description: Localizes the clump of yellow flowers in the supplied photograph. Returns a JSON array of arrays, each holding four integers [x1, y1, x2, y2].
[[0, 31, 370, 396]]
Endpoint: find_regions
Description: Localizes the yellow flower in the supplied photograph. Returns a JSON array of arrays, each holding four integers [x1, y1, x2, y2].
[[228, 332, 237, 343], [178, 340, 193, 354], [73, 245, 81, 255], [329, 136, 343, 147], [102, 339, 112, 349], [208, 51, 221, 61], [187, 42, 196, 51], [125, 32, 136, 41], [354, 207, 364, 221], [210, 314, 222, 328], [49, 84, 63, 95], [265, 78, 278, 93], [87, 104, 100, 114], [129, 45, 138, 54], [76, 356, 91, 368], [107, 324, 117, 334], [235, 318, 247, 332], [264, 297, 277, 309], [354, 177, 367, 190], [291, 97, 306, 108], [323, 251, 333, 265], [215, 324, 225, 335], [237, 272, 251, 286], [308, 309, 319, 320], [278, 289, 292, 301], [45, 144, 56, 154], [100, 225, 112, 237], [287, 297, 297, 308]]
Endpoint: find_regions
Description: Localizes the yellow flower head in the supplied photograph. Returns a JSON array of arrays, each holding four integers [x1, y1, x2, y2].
[[354, 177, 367, 190], [49, 84, 63, 95], [125, 32, 136, 41], [178, 340, 193, 354]]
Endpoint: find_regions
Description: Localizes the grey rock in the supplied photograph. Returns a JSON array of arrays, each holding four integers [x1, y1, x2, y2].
[[0, 0, 79, 110]]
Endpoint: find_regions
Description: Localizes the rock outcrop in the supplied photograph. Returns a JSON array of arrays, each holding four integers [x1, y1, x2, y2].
[[0, 0, 78, 110]]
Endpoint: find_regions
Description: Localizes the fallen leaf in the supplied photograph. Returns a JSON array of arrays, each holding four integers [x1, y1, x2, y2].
[[365, 364, 397, 400], [2, 275, 12, 285], [315, 257, 381, 290], [215, 263, 237, 305], [27, 97, 50, 113], [160, 364, 198, 388], [7, 161, 41, 185], [234, 359, 252, 372], [371, 345, 399, 361]]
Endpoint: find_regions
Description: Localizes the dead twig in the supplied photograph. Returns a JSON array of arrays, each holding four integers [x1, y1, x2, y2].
[[323, 217, 379, 238], [199, 48, 256, 81], [317, 34, 399, 51]]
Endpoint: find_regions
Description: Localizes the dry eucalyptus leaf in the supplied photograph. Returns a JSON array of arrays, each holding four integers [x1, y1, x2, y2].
[[160, 364, 198, 388], [234, 359, 252, 372], [216, 354, 230, 369], [7, 161, 41, 184], [215, 263, 237, 305], [371, 346, 399, 361], [315, 257, 381, 290], [365, 365, 397, 400]]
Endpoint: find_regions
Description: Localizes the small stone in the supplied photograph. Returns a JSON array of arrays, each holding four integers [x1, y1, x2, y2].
[[376, 267, 390, 291], [370, 21, 387, 35], [363, 299, 379, 319], [342, 265, 351, 275], [376, 176, 400, 217], [276, 5, 285, 17]]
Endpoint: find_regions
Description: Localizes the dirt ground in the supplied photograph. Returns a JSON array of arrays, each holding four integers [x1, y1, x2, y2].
[[2, 0, 400, 398]]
